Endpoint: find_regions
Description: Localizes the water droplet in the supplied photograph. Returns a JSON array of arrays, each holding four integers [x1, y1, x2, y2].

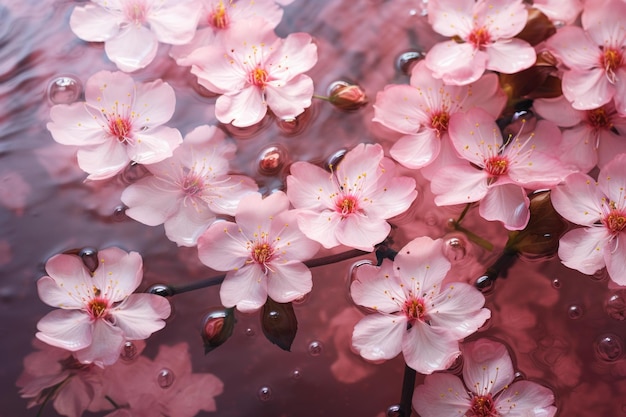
[[326, 149, 347, 171], [79, 247, 98, 273], [120, 341, 137, 361], [257, 386, 272, 401], [258, 145, 286, 175], [595, 334, 623, 362], [47, 75, 82, 104], [475, 275, 495, 294], [245, 327, 256, 337], [386, 404, 401, 417], [348, 260, 375, 310], [291, 368, 302, 380], [551, 278, 561, 289], [443, 235, 468, 262], [157, 368, 175, 388], [607, 290, 626, 320], [568, 304, 584, 319], [395, 50, 426, 75], [268, 310, 280, 320], [513, 371, 525, 381], [146, 284, 174, 297], [276, 104, 316, 136], [112, 205, 127, 222], [308, 340, 323, 356]]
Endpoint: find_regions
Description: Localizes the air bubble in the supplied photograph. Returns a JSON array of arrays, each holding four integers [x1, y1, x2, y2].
[[47, 75, 82, 104], [147, 284, 174, 297], [245, 327, 256, 337], [120, 341, 137, 361], [475, 275, 495, 294], [513, 371, 525, 381], [551, 278, 561, 289], [79, 247, 98, 273], [443, 235, 468, 262], [258, 145, 286, 175], [308, 340, 323, 356], [567, 304, 584, 319], [112, 205, 127, 222], [595, 334, 623, 362], [291, 368, 302, 380], [326, 149, 347, 171], [276, 104, 316, 136], [395, 50, 426, 75], [386, 404, 401, 417], [157, 368, 175, 388], [606, 290, 626, 320], [257, 386, 272, 401]]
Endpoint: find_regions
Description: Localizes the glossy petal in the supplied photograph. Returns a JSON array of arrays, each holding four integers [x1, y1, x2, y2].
[[598, 153, 626, 203], [92, 248, 143, 302], [295, 210, 342, 249], [77, 140, 129, 180], [286, 162, 335, 211], [558, 227, 610, 275], [148, 1, 201, 45], [74, 320, 125, 366], [335, 213, 390, 252], [546, 26, 600, 70], [215, 87, 267, 127], [462, 338, 515, 396], [36, 309, 93, 351], [47, 103, 108, 146], [389, 131, 440, 169], [479, 184, 530, 230], [413, 373, 471, 417], [533, 96, 584, 128], [219, 266, 268, 312], [163, 200, 217, 247], [350, 260, 403, 314], [122, 177, 182, 226], [495, 381, 557, 417], [38, 255, 92, 308], [393, 237, 450, 293], [402, 323, 460, 374], [551, 172, 603, 225], [112, 293, 171, 339], [427, 0, 474, 37], [562, 69, 613, 110], [267, 262, 312, 303], [373, 85, 429, 134], [70, 4, 122, 42], [133, 80, 177, 128], [606, 234, 626, 285], [429, 283, 490, 339], [265, 74, 313, 120], [352, 313, 405, 361], [559, 126, 598, 173], [485, 39, 536, 74], [197, 221, 250, 271], [426, 41, 488, 85], [105, 25, 159, 72], [129, 126, 183, 165], [270, 210, 321, 261], [431, 164, 489, 205]]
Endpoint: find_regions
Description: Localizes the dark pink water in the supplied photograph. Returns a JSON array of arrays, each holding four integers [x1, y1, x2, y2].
[[1, 1, 625, 416]]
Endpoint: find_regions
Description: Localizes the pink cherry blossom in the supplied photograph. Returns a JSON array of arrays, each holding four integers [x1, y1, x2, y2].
[[373, 60, 506, 175], [413, 338, 557, 417], [121, 125, 258, 247], [546, 0, 626, 113], [286, 143, 417, 252], [534, 95, 626, 172], [425, 0, 536, 85], [197, 191, 320, 312], [171, 0, 283, 65], [430, 107, 571, 230], [350, 237, 490, 374], [35, 247, 171, 367], [185, 18, 317, 127], [551, 153, 626, 285], [47, 71, 182, 181], [70, 0, 202, 72], [532, 0, 582, 25]]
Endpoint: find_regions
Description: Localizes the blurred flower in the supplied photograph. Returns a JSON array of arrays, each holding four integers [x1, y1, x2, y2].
[[36, 247, 171, 367], [413, 338, 557, 417], [185, 18, 317, 127], [122, 125, 258, 247], [47, 71, 182, 180], [425, 0, 536, 85], [350, 237, 490, 374], [286, 143, 417, 252], [546, 0, 626, 113], [532, 0, 582, 25], [430, 108, 571, 230], [197, 191, 320, 312], [551, 153, 626, 285], [70, 0, 202, 72]]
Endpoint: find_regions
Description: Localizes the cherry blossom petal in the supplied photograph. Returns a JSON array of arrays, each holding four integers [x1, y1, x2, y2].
[[402, 323, 460, 374], [597, 129, 626, 169], [420, 136, 465, 180], [598, 153, 626, 203], [335, 213, 390, 252], [413, 373, 471, 417], [562, 69, 613, 110], [393, 237, 450, 292], [133, 80, 177, 128], [237, 192, 289, 236], [265, 74, 313, 120], [38, 254, 92, 308], [482, 0, 528, 39], [448, 108, 500, 166], [77, 140, 129, 180], [93, 248, 143, 301], [271, 211, 320, 261], [219, 265, 268, 312], [495, 381, 557, 417], [605, 234, 626, 285], [47, 104, 108, 146], [111, 293, 171, 339], [389, 130, 440, 169], [129, 126, 183, 165], [266, 32, 317, 76], [534, 0, 582, 25], [582, 0, 626, 46], [462, 72, 507, 117], [352, 313, 405, 361], [295, 210, 342, 249], [614, 68, 626, 115], [462, 338, 515, 396], [546, 26, 600, 70], [54, 376, 95, 417], [122, 177, 182, 226], [215, 87, 267, 127], [69, 4, 121, 42], [485, 39, 536, 74], [365, 176, 417, 220], [286, 162, 335, 211], [558, 227, 610, 275], [197, 221, 251, 271], [426, 42, 488, 86], [479, 184, 530, 230], [427, 0, 475, 37], [105, 25, 159, 72], [429, 284, 490, 339], [36, 309, 93, 351], [267, 262, 312, 303], [533, 96, 584, 128], [148, 2, 201, 45], [551, 172, 604, 225], [74, 320, 125, 366], [431, 164, 488, 205], [559, 126, 598, 173], [163, 201, 217, 247], [188, 46, 245, 94], [84, 70, 136, 105], [350, 260, 403, 314], [373, 85, 430, 134]]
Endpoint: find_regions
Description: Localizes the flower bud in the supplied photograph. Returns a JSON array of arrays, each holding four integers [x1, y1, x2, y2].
[[202, 308, 236, 354], [328, 82, 368, 111]]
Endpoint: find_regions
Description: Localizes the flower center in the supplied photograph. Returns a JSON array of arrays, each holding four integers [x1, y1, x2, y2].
[[182, 174, 204, 196], [124, 1, 148, 24], [250, 67, 269, 87], [484, 156, 509, 178], [469, 394, 498, 417], [604, 210, 626, 234], [335, 195, 359, 217], [209, 0, 229, 29], [251, 242, 274, 265], [601, 47, 623, 83], [430, 111, 450, 135], [587, 107, 613, 130], [468, 26, 491, 49], [402, 297, 426, 324], [109, 116, 132, 143], [87, 294, 110, 321]]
